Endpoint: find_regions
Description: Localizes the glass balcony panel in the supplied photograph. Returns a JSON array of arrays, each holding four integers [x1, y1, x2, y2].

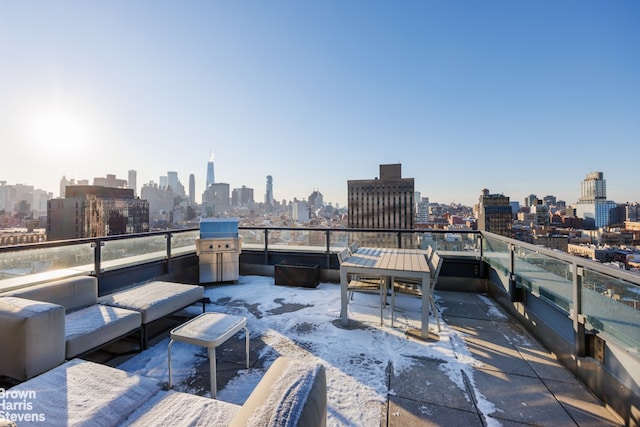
[[0, 243, 93, 291], [239, 229, 265, 251], [582, 269, 640, 354], [482, 236, 510, 276], [171, 230, 198, 256], [100, 235, 167, 271], [266, 229, 327, 252], [347, 231, 400, 249], [514, 247, 573, 313], [419, 232, 481, 252]]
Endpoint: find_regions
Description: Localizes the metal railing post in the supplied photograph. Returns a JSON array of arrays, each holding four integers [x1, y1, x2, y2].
[[508, 243, 519, 301], [165, 232, 172, 274], [573, 265, 587, 357], [479, 234, 485, 278], [264, 229, 269, 265], [325, 230, 331, 269], [92, 240, 103, 280]]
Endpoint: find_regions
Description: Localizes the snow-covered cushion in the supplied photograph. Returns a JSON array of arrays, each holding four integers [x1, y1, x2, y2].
[[230, 357, 327, 427], [4, 276, 98, 312], [0, 297, 65, 380], [99, 281, 204, 324], [122, 389, 240, 426], [4, 359, 162, 427], [65, 304, 141, 358]]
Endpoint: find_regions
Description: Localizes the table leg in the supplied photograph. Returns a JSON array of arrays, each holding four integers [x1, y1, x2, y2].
[[208, 346, 217, 399], [167, 339, 175, 389], [340, 267, 348, 326], [421, 275, 430, 339], [244, 326, 250, 368]]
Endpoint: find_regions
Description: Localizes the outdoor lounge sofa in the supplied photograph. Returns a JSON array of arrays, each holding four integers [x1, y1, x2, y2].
[[0, 276, 204, 381], [0, 356, 327, 427], [98, 280, 205, 348]]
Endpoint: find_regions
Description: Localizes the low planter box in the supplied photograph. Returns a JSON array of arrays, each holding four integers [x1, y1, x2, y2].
[[274, 263, 319, 288]]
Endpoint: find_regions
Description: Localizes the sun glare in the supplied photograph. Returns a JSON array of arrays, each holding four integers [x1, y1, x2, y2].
[[31, 110, 88, 151]]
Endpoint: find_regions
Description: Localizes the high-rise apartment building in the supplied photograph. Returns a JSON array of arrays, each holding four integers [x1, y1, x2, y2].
[[128, 170, 137, 197], [206, 152, 215, 187], [475, 189, 512, 237], [416, 197, 430, 224], [232, 186, 254, 207], [47, 186, 149, 240], [574, 172, 617, 228], [348, 164, 414, 230], [189, 174, 195, 204], [308, 190, 323, 210], [265, 176, 273, 207], [202, 182, 230, 216]]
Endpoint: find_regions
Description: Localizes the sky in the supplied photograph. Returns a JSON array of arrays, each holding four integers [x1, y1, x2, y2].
[[1, 1, 639, 207]]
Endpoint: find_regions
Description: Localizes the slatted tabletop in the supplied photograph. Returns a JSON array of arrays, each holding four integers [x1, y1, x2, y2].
[[340, 247, 432, 339], [341, 248, 429, 272]]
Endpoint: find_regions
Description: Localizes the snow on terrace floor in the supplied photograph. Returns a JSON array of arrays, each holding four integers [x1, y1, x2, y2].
[[119, 275, 492, 426]]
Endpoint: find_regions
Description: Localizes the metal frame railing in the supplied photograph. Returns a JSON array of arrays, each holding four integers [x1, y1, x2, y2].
[[1, 227, 638, 355], [481, 231, 640, 358]]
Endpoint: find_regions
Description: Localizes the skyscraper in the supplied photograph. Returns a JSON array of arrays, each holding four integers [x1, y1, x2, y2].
[[206, 152, 215, 187], [265, 175, 273, 207], [47, 186, 149, 240], [189, 174, 195, 204], [128, 170, 137, 197], [575, 171, 616, 228], [475, 188, 512, 237], [348, 163, 414, 230], [348, 164, 414, 230], [167, 171, 179, 191]]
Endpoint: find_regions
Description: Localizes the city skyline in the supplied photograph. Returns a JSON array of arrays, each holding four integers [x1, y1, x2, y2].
[[1, 2, 638, 207]]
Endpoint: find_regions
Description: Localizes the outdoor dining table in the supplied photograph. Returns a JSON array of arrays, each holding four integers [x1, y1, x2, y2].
[[340, 247, 432, 339]]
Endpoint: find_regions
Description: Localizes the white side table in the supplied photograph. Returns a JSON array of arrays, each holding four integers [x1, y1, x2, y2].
[[168, 312, 249, 399]]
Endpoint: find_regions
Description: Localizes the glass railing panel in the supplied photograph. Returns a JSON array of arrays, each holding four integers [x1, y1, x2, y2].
[[514, 247, 573, 313], [419, 232, 481, 252], [171, 230, 198, 255], [582, 269, 640, 354], [326, 230, 350, 252], [239, 229, 266, 251], [100, 235, 168, 270], [482, 236, 510, 275], [346, 231, 400, 249], [0, 243, 94, 290], [265, 229, 327, 252]]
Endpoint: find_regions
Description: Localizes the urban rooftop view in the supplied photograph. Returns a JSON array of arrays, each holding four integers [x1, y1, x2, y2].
[[1, 1, 639, 426]]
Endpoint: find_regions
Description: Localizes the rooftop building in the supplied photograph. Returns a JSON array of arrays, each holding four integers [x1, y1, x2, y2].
[[0, 227, 637, 425]]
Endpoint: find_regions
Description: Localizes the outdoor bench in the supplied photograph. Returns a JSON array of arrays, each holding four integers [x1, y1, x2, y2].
[[0, 356, 327, 427]]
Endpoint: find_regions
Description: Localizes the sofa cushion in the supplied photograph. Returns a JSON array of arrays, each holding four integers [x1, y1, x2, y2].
[[65, 304, 141, 358], [99, 281, 204, 324], [4, 359, 162, 426], [0, 297, 65, 380], [5, 276, 97, 312], [121, 389, 240, 427], [229, 357, 327, 427]]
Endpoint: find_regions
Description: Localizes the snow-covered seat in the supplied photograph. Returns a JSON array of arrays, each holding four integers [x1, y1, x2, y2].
[[99, 280, 205, 347], [0, 276, 142, 380], [4, 357, 327, 427]]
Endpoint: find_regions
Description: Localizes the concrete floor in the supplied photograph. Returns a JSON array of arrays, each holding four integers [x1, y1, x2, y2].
[[384, 291, 623, 427], [86, 289, 624, 426]]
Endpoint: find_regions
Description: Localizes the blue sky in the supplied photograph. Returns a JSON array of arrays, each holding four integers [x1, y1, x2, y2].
[[1, 1, 638, 207]]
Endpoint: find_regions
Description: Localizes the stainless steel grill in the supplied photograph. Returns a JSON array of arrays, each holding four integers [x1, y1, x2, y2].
[[197, 219, 241, 283]]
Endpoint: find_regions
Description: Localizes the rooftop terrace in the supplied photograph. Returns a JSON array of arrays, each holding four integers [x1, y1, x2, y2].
[[0, 227, 638, 426]]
